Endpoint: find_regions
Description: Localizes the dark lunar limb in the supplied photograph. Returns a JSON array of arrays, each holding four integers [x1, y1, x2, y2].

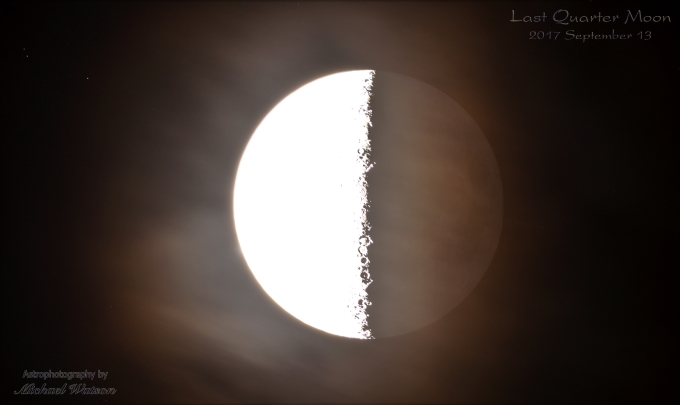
[[365, 72, 503, 338]]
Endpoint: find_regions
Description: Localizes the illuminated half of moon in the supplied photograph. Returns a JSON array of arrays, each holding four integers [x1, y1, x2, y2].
[[234, 70, 375, 339]]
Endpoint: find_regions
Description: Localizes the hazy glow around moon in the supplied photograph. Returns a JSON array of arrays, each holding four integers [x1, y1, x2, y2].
[[234, 70, 375, 339]]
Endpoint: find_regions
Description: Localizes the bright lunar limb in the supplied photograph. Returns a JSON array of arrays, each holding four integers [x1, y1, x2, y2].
[[234, 70, 375, 339]]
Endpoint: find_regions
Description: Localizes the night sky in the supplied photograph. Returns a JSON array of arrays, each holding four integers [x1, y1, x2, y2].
[[4, 1, 677, 403]]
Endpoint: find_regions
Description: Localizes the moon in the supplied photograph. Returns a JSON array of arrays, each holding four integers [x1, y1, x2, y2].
[[234, 70, 376, 339], [233, 70, 503, 339]]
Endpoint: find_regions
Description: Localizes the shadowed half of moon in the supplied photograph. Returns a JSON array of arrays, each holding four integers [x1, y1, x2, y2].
[[233, 70, 502, 339]]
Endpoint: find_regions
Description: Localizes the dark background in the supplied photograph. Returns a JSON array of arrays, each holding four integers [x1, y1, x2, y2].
[[3, 1, 677, 403]]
